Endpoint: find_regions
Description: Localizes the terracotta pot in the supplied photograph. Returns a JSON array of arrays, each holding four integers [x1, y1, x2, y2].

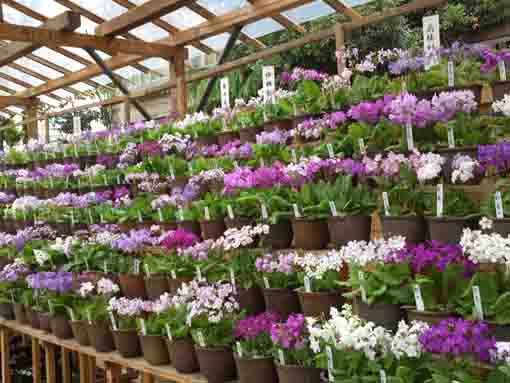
[[217, 131, 240, 147], [354, 297, 402, 332], [491, 81, 510, 102], [426, 216, 474, 245], [13, 303, 27, 324], [200, 218, 226, 240], [119, 273, 147, 299], [276, 364, 322, 383], [50, 314, 73, 339], [177, 220, 202, 238], [0, 303, 14, 320], [39, 312, 52, 332], [113, 329, 142, 358], [169, 277, 193, 295], [381, 216, 426, 244], [298, 290, 344, 318], [70, 321, 90, 346], [166, 339, 199, 373], [236, 286, 265, 316], [195, 346, 237, 383], [235, 356, 278, 383], [140, 335, 170, 365], [87, 321, 115, 352], [327, 215, 372, 246], [292, 218, 329, 250], [492, 218, 510, 237], [118, 223, 141, 233], [404, 308, 454, 326], [262, 220, 293, 249], [239, 126, 262, 143], [224, 217, 255, 230], [262, 288, 301, 318], [195, 135, 218, 148], [144, 275, 170, 301], [488, 322, 510, 342], [157, 221, 178, 232], [263, 119, 293, 132]]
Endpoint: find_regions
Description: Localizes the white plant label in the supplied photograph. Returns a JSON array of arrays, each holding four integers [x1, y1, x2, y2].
[[196, 266, 203, 282], [86, 308, 92, 324], [291, 149, 298, 163], [358, 271, 367, 303], [197, 331, 206, 347], [103, 260, 108, 274], [261, 204, 269, 220], [447, 60, 455, 87], [358, 138, 366, 155], [169, 166, 175, 180], [134, 259, 141, 275], [116, 175, 121, 185], [263, 276, 270, 289], [499, 61, 507, 81], [262, 66, 276, 104], [204, 207, 211, 221], [73, 144, 79, 158], [233, 161, 239, 169], [158, 208, 164, 222], [380, 370, 387, 383], [329, 201, 338, 217], [73, 115, 82, 134], [401, 80, 407, 93], [48, 300, 54, 314], [187, 163, 193, 175], [109, 312, 118, 331], [227, 205, 235, 220], [103, 175, 108, 186], [406, 123, 414, 151], [327, 143, 335, 159], [230, 269, 237, 293], [220, 78, 230, 109], [10, 291, 15, 304], [293, 204, 301, 218], [436, 184, 444, 218], [137, 210, 143, 223], [304, 276, 312, 293], [414, 285, 425, 312], [88, 210, 94, 224], [144, 264, 151, 278], [423, 14, 441, 69], [382, 192, 390, 216], [278, 349, 285, 365], [178, 208, 184, 222], [260, 158, 265, 168], [67, 307, 76, 322], [495, 192, 504, 219], [326, 346, 334, 382], [140, 319, 147, 335], [236, 341, 243, 357], [165, 324, 173, 341], [473, 285, 484, 320], [171, 270, 177, 279], [447, 126, 455, 149]]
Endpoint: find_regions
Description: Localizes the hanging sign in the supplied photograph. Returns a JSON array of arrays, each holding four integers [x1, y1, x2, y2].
[[262, 66, 276, 104], [73, 115, 82, 134], [220, 78, 230, 109], [423, 15, 441, 69]]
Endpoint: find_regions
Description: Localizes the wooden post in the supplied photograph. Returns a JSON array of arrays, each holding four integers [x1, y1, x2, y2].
[[105, 363, 121, 383], [335, 23, 346, 75], [32, 338, 41, 383], [88, 356, 96, 383], [121, 102, 130, 125], [44, 343, 56, 383], [1, 328, 10, 383], [78, 353, 89, 383], [169, 47, 187, 117], [24, 102, 39, 140], [61, 348, 72, 383], [43, 114, 50, 143], [141, 372, 154, 383]]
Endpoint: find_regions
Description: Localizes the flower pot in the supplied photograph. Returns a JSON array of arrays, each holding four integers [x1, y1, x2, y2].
[[239, 126, 262, 143], [491, 80, 510, 102], [492, 218, 510, 237], [262, 288, 301, 318], [13, 303, 27, 324], [0, 303, 14, 320], [50, 314, 73, 339], [276, 364, 322, 383], [292, 218, 329, 250], [87, 321, 115, 352], [264, 119, 293, 132], [195, 346, 237, 383], [140, 335, 170, 365], [262, 220, 293, 249], [224, 217, 255, 230], [169, 277, 193, 295], [25, 306, 39, 328], [195, 135, 218, 148], [158, 221, 178, 232], [38, 312, 52, 333], [426, 216, 474, 245], [119, 273, 147, 299], [70, 321, 90, 346], [0, 257, 11, 271], [235, 356, 278, 383], [236, 286, 265, 316], [327, 215, 372, 246], [381, 216, 426, 244], [217, 131, 240, 147], [113, 329, 142, 358], [144, 275, 170, 301], [166, 339, 199, 373], [297, 290, 344, 318], [200, 218, 226, 240], [354, 297, 402, 332], [404, 307, 454, 326], [177, 220, 202, 238], [488, 322, 510, 342]]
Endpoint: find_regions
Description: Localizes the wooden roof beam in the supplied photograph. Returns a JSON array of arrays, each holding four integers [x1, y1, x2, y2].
[[0, 96, 36, 108], [322, 0, 362, 21], [0, 11, 81, 67]]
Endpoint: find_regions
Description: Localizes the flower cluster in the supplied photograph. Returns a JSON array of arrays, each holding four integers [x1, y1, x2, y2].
[[391, 320, 429, 359], [460, 226, 510, 265], [234, 311, 280, 341], [493, 94, 510, 117], [78, 278, 119, 297], [321, 70, 352, 92], [292, 118, 328, 140], [158, 132, 191, 153], [339, 237, 406, 266], [293, 251, 344, 280], [281, 67, 329, 83], [270, 314, 308, 350], [0, 259, 29, 282], [255, 252, 297, 275], [160, 229, 199, 250], [478, 141, 510, 175], [214, 224, 269, 251], [451, 154, 481, 184], [27, 271, 74, 293], [256, 129, 289, 145], [179, 239, 215, 261], [108, 296, 148, 317], [408, 151, 445, 183]]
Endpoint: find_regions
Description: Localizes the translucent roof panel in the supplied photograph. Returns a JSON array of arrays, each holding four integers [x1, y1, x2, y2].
[[39, 95, 61, 107], [8, 0, 68, 18], [196, 0, 246, 16], [0, 67, 44, 86], [52, 89, 76, 99], [243, 18, 285, 39], [161, 7, 206, 30], [130, 23, 169, 42], [14, 58, 63, 80], [33, 48, 86, 72], [70, 0, 126, 20], [3, 5, 40, 26], [7, 106, 24, 114], [283, 1, 334, 24], [71, 83, 95, 93], [202, 33, 231, 51], [0, 79, 25, 92]]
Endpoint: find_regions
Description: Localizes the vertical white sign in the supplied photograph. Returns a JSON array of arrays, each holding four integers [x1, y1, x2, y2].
[[423, 15, 441, 70], [262, 66, 276, 104], [436, 184, 444, 218], [499, 61, 507, 82], [220, 78, 230, 109], [73, 115, 82, 135]]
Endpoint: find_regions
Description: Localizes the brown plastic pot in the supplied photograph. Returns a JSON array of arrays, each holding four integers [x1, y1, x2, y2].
[[50, 314, 73, 339], [169, 277, 193, 295], [38, 312, 52, 333], [140, 335, 170, 365], [404, 307, 454, 326], [177, 220, 202, 238], [492, 81, 510, 102], [166, 339, 199, 373], [25, 306, 39, 328], [70, 321, 90, 346], [262, 220, 293, 249], [224, 217, 255, 230], [195, 135, 218, 148], [354, 297, 402, 332], [292, 218, 330, 250], [0, 303, 14, 320], [262, 288, 301, 318], [236, 286, 265, 316], [87, 321, 115, 352], [492, 218, 510, 237], [298, 290, 344, 318], [119, 273, 147, 299], [239, 126, 262, 143], [327, 215, 372, 246], [144, 275, 170, 301], [381, 216, 426, 244], [195, 346, 237, 383], [200, 218, 226, 240], [0, 257, 11, 271], [113, 329, 142, 358], [235, 356, 278, 383], [263, 119, 293, 132], [13, 303, 27, 324], [276, 364, 322, 383], [217, 131, 240, 147], [488, 322, 510, 342], [426, 216, 474, 245]]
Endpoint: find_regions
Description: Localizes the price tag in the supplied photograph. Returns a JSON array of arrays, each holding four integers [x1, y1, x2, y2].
[[196, 330, 206, 347], [304, 276, 311, 293], [293, 204, 301, 218], [414, 285, 425, 312], [495, 192, 504, 219], [263, 276, 270, 289], [499, 61, 507, 81], [291, 150, 298, 163], [382, 192, 390, 216], [144, 264, 151, 278], [473, 285, 484, 320], [447, 126, 455, 149], [196, 266, 203, 282], [116, 175, 121, 185], [109, 312, 118, 331], [171, 270, 177, 279], [165, 324, 173, 341], [329, 201, 338, 217], [380, 369, 387, 383], [236, 341, 243, 357], [227, 205, 234, 220], [358, 138, 366, 155], [137, 210, 143, 223], [140, 319, 147, 335], [326, 346, 334, 382], [204, 207, 211, 221], [67, 307, 76, 322], [230, 269, 236, 293], [134, 259, 141, 275], [447, 60, 455, 87], [262, 66, 276, 104], [278, 349, 285, 366], [436, 184, 444, 218], [178, 208, 184, 222], [261, 204, 269, 220], [327, 143, 335, 159], [220, 78, 230, 109], [406, 123, 414, 151], [86, 308, 92, 324], [358, 271, 367, 303], [158, 208, 164, 222]]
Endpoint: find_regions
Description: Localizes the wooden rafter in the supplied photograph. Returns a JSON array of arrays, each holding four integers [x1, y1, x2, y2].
[[0, 96, 35, 108], [245, 0, 305, 34], [322, 0, 362, 21]]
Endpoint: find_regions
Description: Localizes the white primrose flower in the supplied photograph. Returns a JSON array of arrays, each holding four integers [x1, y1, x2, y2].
[[460, 228, 510, 265], [294, 251, 344, 280], [338, 236, 406, 266], [391, 320, 429, 359], [33, 249, 50, 266], [493, 95, 510, 117]]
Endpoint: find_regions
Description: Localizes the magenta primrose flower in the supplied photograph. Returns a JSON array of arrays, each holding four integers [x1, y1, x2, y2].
[[270, 314, 307, 350], [234, 311, 280, 340]]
